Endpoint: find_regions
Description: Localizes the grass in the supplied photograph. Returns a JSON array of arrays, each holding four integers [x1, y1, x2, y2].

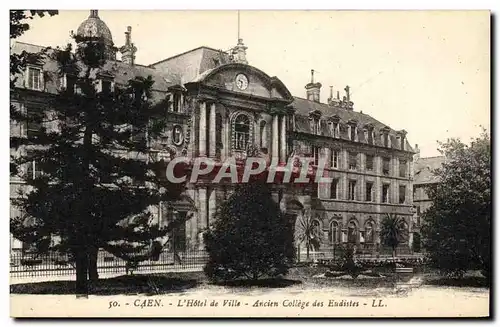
[[10, 267, 490, 295]]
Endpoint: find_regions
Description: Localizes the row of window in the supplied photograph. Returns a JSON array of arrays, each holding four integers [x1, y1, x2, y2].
[[309, 117, 406, 150], [329, 180, 407, 204], [313, 219, 409, 244], [311, 147, 408, 177]]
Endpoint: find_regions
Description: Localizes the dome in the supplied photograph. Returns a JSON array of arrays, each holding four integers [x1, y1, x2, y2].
[[76, 10, 113, 45]]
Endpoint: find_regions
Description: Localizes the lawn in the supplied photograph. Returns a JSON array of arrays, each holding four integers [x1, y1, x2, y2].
[[10, 266, 489, 296]]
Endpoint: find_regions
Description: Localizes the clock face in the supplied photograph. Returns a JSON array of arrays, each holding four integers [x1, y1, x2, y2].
[[235, 74, 249, 90]]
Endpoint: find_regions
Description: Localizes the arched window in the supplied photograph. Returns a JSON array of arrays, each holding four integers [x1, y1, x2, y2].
[[260, 120, 267, 149], [347, 221, 358, 243], [365, 221, 375, 243], [233, 114, 250, 151], [329, 221, 340, 244]]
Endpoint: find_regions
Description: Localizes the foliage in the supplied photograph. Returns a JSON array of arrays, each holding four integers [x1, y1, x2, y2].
[[295, 211, 322, 260], [412, 232, 421, 253], [10, 27, 187, 294], [380, 213, 408, 258], [421, 130, 491, 278], [204, 182, 295, 282], [338, 244, 363, 278]]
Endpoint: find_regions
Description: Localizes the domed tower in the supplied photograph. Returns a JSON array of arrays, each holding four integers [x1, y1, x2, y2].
[[76, 10, 116, 60]]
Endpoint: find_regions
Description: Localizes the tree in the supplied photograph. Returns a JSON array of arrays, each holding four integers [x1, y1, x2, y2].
[[380, 213, 408, 258], [421, 131, 491, 278], [10, 30, 187, 294], [10, 10, 58, 175], [295, 211, 322, 261], [203, 182, 295, 282]]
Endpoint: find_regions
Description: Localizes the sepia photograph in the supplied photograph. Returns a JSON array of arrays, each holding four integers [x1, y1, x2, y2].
[[8, 8, 491, 318]]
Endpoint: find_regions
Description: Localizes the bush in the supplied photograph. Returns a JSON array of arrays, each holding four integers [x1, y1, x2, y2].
[[203, 183, 296, 282], [338, 244, 364, 278]]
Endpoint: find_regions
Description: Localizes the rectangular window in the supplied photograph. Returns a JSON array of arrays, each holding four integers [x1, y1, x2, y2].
[[27, 67, 42, 90], [330, 179, 338, 199], [26, 105, 43, 139], [368, 130, 374, 144], [399, 185, 406, 204], [348, 180, 356, 201], [382, 157, 390, 175], [331, 149, 339, 169], [399, 159, 407, 177], [382, 184, 390, 203], [312, 146, 320, 166], [366, 182, 373, 202], [383, 133, 389, 147], [349, 125, 356, 141], [26, 151, 42, 180], [349, 152, 357, 170], [366, 155, 374, 171]]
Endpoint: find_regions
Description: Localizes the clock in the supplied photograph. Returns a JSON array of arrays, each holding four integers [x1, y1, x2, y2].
[[235, 73, 249, 90]]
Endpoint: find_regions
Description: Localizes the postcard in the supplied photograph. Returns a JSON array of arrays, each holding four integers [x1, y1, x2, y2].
[[9, 9, 491, 318]]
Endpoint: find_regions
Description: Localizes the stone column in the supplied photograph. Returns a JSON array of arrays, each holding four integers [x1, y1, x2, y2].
[[222, 111, 228, 161], [189, 189, 198, 250], [280, 115, 287, 162], [209, 102, 216, 158], [375, 156, 382, 207], [198, 187, 207, 249], [208, 187, 216, 226], [272, 115, 279, 161], [199, 101, 207, 157]]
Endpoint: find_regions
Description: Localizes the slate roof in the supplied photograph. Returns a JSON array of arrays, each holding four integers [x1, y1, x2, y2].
[[414, 156, 446, 185], [149, 46, 231, 85], [11, 41, 172, 104], [291, 96, 413, 152]]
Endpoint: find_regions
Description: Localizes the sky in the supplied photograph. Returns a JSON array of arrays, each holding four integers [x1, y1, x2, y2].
[[14, 10, 490, 157]]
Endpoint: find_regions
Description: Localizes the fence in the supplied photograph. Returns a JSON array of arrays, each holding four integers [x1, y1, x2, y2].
[[10, 246, 423, 280], [10, 249, 209, 279]]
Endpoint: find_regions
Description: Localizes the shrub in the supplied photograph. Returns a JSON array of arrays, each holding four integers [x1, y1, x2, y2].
[[203, 183, 296, 282]]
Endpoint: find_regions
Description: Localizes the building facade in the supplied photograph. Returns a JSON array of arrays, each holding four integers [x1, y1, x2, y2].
[[10, 11, 417, 256], [412, 152, 446, 250]]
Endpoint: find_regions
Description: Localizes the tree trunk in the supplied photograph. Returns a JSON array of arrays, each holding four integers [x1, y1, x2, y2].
[[306, 242, 310, 261], [88, 246, 99, 281], [75, 249, 89, 296], [392, 247, 396, 259]]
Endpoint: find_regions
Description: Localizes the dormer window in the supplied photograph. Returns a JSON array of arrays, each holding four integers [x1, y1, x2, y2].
[[382, 132, 390, 148], [172, 92, 180, 112], [309, 117, 321, 135], [348, 124, 358, 142], [26, 66, 43, 91]]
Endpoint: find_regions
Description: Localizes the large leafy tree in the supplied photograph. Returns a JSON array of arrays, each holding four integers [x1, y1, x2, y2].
[[204, 182, 296, 282], [421, 131, 491, 278], [10, 27, 187, 294], [380, 213, 408, 258]]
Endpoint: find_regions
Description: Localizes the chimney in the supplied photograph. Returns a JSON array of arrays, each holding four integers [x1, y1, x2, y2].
[[305, 69, 322, 103], [327, 86, 341, 107], [341, 85, 354, 110], [414, 144, 420, 160], [119, 26, 137, 65]]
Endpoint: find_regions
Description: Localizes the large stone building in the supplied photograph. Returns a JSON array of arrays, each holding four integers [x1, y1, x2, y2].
[[412, 152, 446, 247], [10, 10, 417, 256]]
